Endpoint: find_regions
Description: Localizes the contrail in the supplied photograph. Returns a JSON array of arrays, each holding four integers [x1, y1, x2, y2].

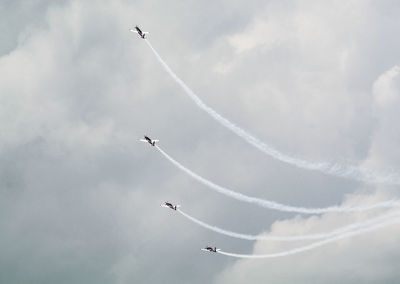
[[156, 145, 400, 214], [144, 39, 400, 185], [178, 208, 400, 241], [217, 217, 400, 258]]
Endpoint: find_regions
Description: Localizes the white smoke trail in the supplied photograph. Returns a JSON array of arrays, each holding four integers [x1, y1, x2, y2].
[[217, 217, 400, 258], [156, 145, 400, 214], [178, 208, 400, 241], [144, 39, 400, 185]]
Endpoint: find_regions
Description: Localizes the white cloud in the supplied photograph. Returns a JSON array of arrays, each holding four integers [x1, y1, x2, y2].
[[215, 192, 400, 284], [201, 0, 380, 163], [372, 65, 400, 106], [362, 65, 400, 173]]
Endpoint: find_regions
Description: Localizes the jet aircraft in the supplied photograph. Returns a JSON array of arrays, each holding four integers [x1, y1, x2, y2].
[[130, 26, 149, 39], [161, 201, 180, 211], [201, 247, 220, 253], [139, 135, 159, 146]]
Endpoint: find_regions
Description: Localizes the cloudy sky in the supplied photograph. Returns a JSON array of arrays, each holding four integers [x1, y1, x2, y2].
[[1, 0, 400, 283]]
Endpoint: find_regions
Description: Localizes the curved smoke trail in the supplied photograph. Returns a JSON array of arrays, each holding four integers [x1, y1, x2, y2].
[[144, 39, 400, 185], [217, 217, 400, 258], [178, 209, 400, 241], [156, 145, 400, 214]]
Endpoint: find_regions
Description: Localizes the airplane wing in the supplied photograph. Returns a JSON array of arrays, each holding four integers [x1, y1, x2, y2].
[[153, 139, 159, 142], [201, 248, 209, 252], [143, 32, 149, 34], [138, 139, 147, 142], [160, 204, 169, 208], [129, 29, 139, 33]]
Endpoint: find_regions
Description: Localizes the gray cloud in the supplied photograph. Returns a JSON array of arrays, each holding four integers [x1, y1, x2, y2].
[[1, 0, 400, 283]]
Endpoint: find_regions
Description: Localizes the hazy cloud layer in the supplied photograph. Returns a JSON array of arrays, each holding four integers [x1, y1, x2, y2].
[[1, 0, 400, 283]]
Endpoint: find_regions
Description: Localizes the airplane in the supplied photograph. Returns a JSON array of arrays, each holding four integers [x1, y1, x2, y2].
[[161, 201, 180, 211], [201, 247, 220, 253], [139, 135, 159, 146], [130, 26, 149, 39]]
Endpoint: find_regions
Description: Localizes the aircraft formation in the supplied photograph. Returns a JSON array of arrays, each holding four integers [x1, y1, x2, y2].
[[133, 26, 400, 258], [140, 134, 221, 254]]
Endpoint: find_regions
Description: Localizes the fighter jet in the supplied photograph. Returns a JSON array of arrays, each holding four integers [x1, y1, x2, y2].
[[130, 26, 149, 39], [139, 135, 159, 146], [161, 201, 180, 211], [201, 247, 220, 253]]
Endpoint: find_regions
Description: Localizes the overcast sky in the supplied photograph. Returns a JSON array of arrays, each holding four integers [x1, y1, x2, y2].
[[1, 0, 400, 283]]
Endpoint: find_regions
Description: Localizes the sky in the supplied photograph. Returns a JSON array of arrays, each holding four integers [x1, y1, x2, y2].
[[1, 0, 400, 283]]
